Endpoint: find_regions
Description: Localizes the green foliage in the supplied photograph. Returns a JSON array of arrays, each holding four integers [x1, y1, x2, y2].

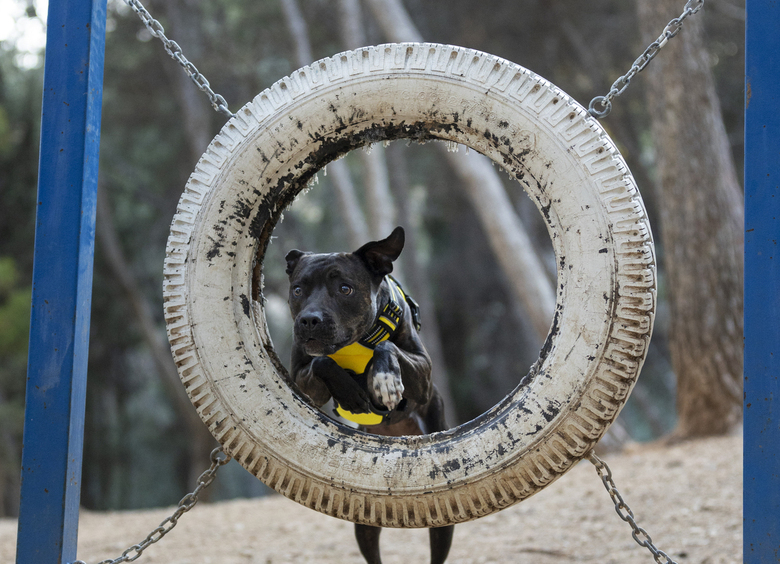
[[0, 257, 31, 357], [0, 106, 12, 157], [0, 256, 30, 516]]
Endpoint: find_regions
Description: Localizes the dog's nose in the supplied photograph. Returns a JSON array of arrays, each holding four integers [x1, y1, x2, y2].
[[298, 312, 323, 328]]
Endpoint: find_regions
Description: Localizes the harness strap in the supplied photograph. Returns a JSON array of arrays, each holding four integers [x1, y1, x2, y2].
[[359, 276, 404, 347], [328, 276, 417, 425]]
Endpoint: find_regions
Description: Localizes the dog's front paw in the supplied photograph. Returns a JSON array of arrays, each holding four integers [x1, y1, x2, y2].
[[371, 370, 404, 411], [369, 354, 404, 411]]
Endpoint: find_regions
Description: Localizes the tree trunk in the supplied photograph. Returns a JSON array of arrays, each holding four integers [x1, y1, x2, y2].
[[281, 0, 371, 250], [444, 151, 556, 341], [0, 388, 20, 517], [364, 0, 556, 343], [337, 0, 398, 242], [338, 0, 367, 50], [387, 144, 459, 422], [156, 0, 213, 164], [280, 0, 313, 65], [636, 0, 743, 437], [360, 148, 397, 241], [363, 0, 423, 45], [96, 190, 217, 488], [325, 159, 371, 248]]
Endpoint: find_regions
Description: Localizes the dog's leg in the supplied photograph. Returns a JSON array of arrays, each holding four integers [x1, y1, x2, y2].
[[292, 353, 373, 413], [421, 386, 449, 433], [369, 340, 432, 410], [354, 524, 382, 564], [423, 387, 455, 564], [368, 345, 404, 410], [429, 526, 455, 564]]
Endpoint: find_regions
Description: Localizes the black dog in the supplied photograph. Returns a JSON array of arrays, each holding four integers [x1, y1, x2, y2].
[[285, 226, 454, 564]]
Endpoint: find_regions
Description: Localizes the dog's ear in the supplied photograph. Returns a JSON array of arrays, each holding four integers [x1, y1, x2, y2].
[[354, 226, 405, 278], [285, 250, 308, 276]]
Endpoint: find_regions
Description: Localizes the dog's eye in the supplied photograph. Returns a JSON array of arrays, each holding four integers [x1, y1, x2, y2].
[[339, 284, 354, 296], [292, 286, 303, 297]]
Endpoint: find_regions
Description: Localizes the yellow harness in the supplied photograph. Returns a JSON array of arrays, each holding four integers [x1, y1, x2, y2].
[[328, 276, 416, 425]]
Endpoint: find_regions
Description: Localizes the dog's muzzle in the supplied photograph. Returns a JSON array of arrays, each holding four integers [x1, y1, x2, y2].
[[294, 312, 342, 355]]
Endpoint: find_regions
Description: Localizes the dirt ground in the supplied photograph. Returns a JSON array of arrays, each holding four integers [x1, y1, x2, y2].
[[1, 433, 741, 564]]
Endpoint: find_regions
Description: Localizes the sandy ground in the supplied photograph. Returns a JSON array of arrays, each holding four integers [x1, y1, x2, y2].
[[1, 434, 741, 564]]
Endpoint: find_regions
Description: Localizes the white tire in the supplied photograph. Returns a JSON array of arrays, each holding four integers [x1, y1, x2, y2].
[[163, 43, 655, 527]]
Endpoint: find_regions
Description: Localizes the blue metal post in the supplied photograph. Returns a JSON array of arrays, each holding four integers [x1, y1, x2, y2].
[[15, 0, 107, 562], [744, 1, 780, 562]]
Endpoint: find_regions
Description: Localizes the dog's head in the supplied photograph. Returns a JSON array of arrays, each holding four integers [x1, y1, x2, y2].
[[285, 227, 404, 357]]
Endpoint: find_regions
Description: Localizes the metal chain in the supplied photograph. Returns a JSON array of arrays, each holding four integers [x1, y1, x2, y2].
[[588, 0, 705, 118], [588, 451, 678, 564], [123, 0, 235, 119], [71, 447, 231, 564]]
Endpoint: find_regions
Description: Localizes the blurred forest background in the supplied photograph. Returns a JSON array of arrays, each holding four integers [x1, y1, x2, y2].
[[0, 0, 744, 516]]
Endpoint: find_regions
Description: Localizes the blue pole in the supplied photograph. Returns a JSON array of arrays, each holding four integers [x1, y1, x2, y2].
[[744, 1, 780, 562], [15, 0, 107, 562]]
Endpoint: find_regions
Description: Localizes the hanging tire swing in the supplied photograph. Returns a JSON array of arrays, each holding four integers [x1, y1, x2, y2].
[[163, 43, 655, 528]]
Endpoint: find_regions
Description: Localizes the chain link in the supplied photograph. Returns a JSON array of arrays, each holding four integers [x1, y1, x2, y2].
[[71, 447, 231, 564], [588, 451, 678, 564], [588, 0, 705, 118], [123, 0, 235, 119]]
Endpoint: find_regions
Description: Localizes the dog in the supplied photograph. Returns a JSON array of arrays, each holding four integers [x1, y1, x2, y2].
[[285, 226, 454, 564]]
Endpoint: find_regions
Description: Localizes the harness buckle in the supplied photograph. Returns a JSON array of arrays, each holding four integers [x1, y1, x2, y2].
[[405, 295, 422, 332]]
